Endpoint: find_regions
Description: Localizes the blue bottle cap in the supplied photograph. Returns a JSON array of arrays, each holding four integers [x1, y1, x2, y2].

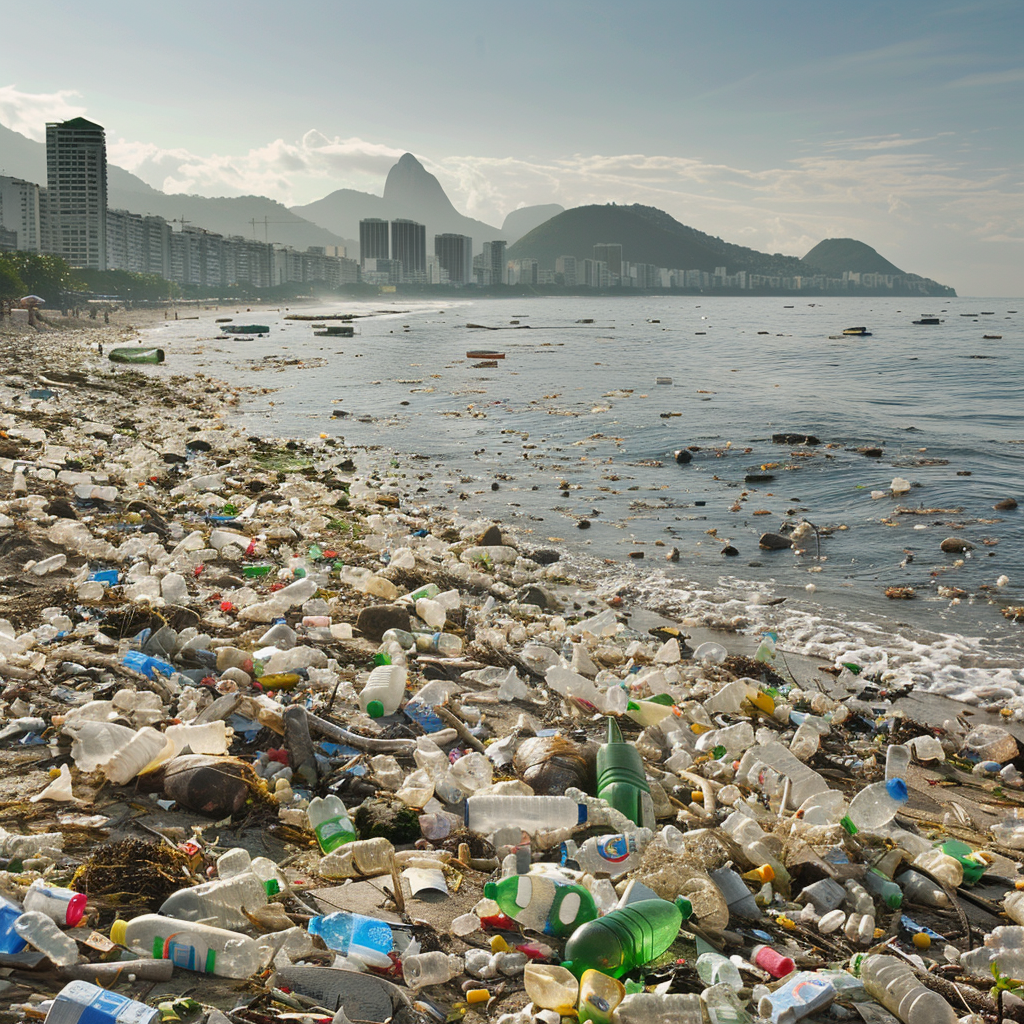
[[885, 778, 909, 802]]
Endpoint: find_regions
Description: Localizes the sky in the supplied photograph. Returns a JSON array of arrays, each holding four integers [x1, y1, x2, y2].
[[1, 0, 1021, 296]]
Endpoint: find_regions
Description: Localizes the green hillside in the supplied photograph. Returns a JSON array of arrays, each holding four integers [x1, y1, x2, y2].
[[803, 238, 904, 276]]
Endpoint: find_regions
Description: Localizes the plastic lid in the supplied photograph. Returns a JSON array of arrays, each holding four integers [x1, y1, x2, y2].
[[366, 700, 385, 718], [885, 778, 909, 803], [263, 879, 280, 897], [675, 896, 692, 920], [110, 919, 127, 946], [65, 892, 87, 927], [483, 882, 497, 900]]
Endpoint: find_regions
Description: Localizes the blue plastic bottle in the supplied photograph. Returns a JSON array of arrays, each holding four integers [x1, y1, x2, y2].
[[307, 911, 395, 968]]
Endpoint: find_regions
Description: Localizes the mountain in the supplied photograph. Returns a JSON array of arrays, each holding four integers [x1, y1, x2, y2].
[[803, 238, 903, 276], [507, 203, 811, 277], [0, 123, 354, 253], [292, 153, 501, 257], [501, 204, 564, 244]]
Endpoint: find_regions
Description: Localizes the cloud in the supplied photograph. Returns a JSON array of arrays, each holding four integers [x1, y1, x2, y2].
[[946, 68, 1024, 88], [0, 85, 87, 140]]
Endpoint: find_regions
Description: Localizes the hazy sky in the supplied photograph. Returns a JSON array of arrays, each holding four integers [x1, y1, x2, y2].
[[1, 0, 1021, 295]]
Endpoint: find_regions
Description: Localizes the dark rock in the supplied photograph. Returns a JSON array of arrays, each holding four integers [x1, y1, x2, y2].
[[674, 449, 693, 464], [666, 547, 680, 561], [721, 545, 739, 556], [859, 447, 883, 458], [940, 537, 974, 553], [185, 439, 212, 453], [578, 519, 591, 530], [772, 433, 821, 446], [995, 498, 1018, 511], [44, 497, 77, 520], [353, 798, 422, 844], [476, 524, 503, 546], [161, 452, 187, 465], [355, 604, 411, 640], [525, 548, 560, 565], [629, 551, 645, 559], [745, 472, 775, 483], [517, 585, 561, 610], [759, 532, 794, 550]]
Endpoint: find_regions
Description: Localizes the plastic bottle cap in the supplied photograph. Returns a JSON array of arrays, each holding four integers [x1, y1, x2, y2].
[[65, 892, 87, 927], [885, 778, 909, 802], [466, 989, 489, 1004], [110, 919, 127, 946], [366, 700, 384, 718]]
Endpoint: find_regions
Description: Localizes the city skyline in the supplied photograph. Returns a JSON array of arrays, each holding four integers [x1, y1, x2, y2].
[[0, 0, 1021, 295]]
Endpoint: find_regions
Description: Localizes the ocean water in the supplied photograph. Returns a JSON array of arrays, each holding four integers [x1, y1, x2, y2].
[[142, 294, 1024, 705]]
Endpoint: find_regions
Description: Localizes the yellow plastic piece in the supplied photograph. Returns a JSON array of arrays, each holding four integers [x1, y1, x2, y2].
[[742, 864, 775, 884], [690, 723, 712, 735], [490, 934, 510, 953], [776, 915, 796, 930], [749, 691, 775, 714], [466, 989, 490, 1005], [912, 932, 931, 949]]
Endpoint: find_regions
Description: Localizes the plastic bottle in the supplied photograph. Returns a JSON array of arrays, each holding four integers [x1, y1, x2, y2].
[[307, 911, 394, 968], [798, 878, 846, 914], [24, 882, 87, 927], [818, 909, 845, 934], [0, 896, 26, 955], [710, 866, 762, 921], [483, 874, 597, 938], [860, 954, 957, 1024], [697, 951, 743, 990], [523, 963, 579, 1013], [751, 944, 796, 978], [465, 794, 588, 835], [862, 868, 903, 909], [110, 914, 261, 979], [14, 911, 79, 967], [561, 830, 652, 876], [885, 744, 911, 781], [758, 972, 837, 1024], [42, 980, 160, 1024], [745, 741, 830, 811], [561, 896, 690, 978], [578, 969, 626, 1024], [1005, 891, 1024, 924], [844, 779, 908, 832], [121, 651, 175, 679], [403, 950, 463, 989], [413, 631, 463, 656], [754, 632, 777, 664], [159, 872, 268, 930], [596, 717, 654, 829], [358, 663, 407, 718], [895, 869, 950, 908], [307, 795, 356, 853], [319, 836, 395, 880], [910, 849, 962, 888]]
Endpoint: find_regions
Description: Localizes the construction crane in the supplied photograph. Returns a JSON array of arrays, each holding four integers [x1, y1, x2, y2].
[[249, 217, 300, 243]]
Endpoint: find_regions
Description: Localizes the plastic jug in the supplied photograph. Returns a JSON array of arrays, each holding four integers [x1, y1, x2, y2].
[[561, 896, 690, 978], [24, 881, 87, 927], [484, 873, 597, 937], [596, 717, 654, 828], [710, 866, 761, 921], [307, 795, 357, 852], [358, 663, 407, 718], [159, 872, 268, 930]]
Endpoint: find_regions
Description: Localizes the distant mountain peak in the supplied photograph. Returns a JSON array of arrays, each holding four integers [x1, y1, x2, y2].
[[383, 153, 455, 214]]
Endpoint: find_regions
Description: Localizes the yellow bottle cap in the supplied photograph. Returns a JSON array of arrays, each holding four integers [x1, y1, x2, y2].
[[110, 919, 127, 946], [466, 989, 490, 1004]]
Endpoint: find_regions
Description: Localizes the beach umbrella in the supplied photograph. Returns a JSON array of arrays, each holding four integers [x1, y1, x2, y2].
[[19, 295, 46, 308]]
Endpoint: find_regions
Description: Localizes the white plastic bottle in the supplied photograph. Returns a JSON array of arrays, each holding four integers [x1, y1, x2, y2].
[[464, 794, 587, 835], [845, 779, 908, 831], [110, 914, 262, 979], [860, 954, 957, 1024], [158, 872, 268, 930], [307, 795, 356, 853], [895, 870, 950, 908], [14, 910, 79, 967], [359, 664, 407, 718]]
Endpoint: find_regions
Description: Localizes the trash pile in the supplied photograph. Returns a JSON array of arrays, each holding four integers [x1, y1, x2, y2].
[[1, 324, 1024, 1024]]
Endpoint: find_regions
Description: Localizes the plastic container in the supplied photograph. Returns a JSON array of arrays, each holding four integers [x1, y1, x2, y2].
[[413, 631, 463, 656], [962, 724, 1018, 763], [710, 866, 761, 921], [799, 878, 846, 914], [561, 830, 652, 876], [483, 874, 597, 938], [523, 963, 579, 1014], [403, 950, 463, 989], [861, 954, 957, 1024], [24, 882, 87, 927], [43, 980, 160, 1024], [158, 872, 268, 930], [561, 896, 690, 978], [939, 840, 987, 885], [465, 794, 587, 835], [696, 951, 743, 990], [307, 795, 356, 853], [596, 717, 654, 828], [577, 968, 626, 1024], [758, 971, 837, 1024], [862, 868, 903, 909], [1004, 891, 1024, 924], [754, 631, 778, 663], [910, 849, 962, 888], [896, 869, 950, 908], [14, 911, 79, 967], [752, 944, 796, 978], [844, 779, 908, 832], [885, 744, 911, 781], [746, 741, 830, 811], [0, 895, 26, 955], [318, 836, 395, 879], [307, 911, 394, 968], [110, 914, 261, 979], [358, 663, 407, 718]]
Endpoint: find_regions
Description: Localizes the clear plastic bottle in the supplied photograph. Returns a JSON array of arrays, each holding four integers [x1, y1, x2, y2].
[[561, 830, 652, 875], [759, 971, 837, 1024], [414, 631, 463, 656], [561, 897, 690, 979], [1005, 891, 1024, 924], [910, 849, 962, 887], [524, 963, 579, 1014], [358, 663, 407, 718], [307, 795, 357, 853], [24, 882, 87, 927], [403, 950, 463, 989], [318, 837, 395, 879], [465, 794, 588, 835], [862, 868, 903, 909], [158, 872, 268, 930], [14, 910, 79, 966], [307, 911, 394, 968], [860, 954, 957, 1024], [110, 914, 261, 979], [799, 879, 846, 914], [745, 741, 830, 810], [697, 951, 743, 990], [844, 779, 908, 831], [895, 869, 950, 908], [885, 744, 911, 781]]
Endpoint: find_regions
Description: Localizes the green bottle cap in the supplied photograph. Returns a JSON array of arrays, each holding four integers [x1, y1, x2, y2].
[[367, 700, 384, 718], [840, 815, 858, 835]]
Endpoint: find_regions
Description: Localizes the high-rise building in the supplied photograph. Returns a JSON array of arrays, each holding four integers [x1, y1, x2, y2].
[[482, 240, 507, 286], [45, 117, 108, 270], [0, 175, 42, 251], [593, 243, 622, 278], [555, 255, 577, 287], [434, 233, 473, 285], [359, 219, 389, 262], [391, 219, 425, 281]]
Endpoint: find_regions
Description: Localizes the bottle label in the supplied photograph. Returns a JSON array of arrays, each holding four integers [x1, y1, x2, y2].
[[316, 818, 355, 852], [595, 835, 635, 864], [156, 934, 216, 973], [53, 980, 156, 1023]]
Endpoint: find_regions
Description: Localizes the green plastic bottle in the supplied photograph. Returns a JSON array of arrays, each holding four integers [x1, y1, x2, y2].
[[483, 874, 597, 938], [596, 717, 655, 828], [561, 896, 691, 978]]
